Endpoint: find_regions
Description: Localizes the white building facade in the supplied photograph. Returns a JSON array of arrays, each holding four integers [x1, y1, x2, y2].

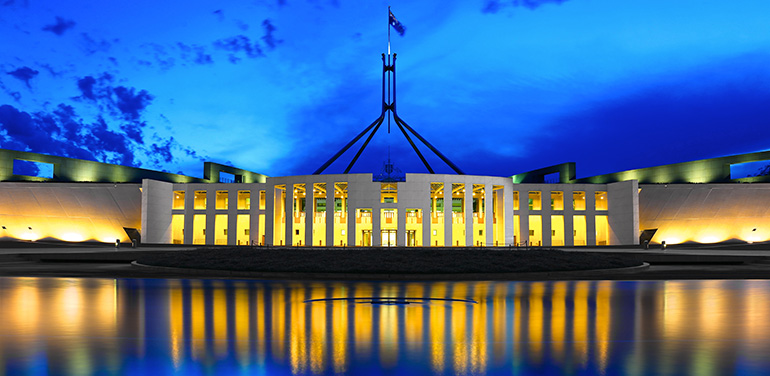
[[141, 173, 639, 247]]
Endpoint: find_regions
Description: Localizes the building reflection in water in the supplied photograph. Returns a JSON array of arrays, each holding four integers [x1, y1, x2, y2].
[[2, 277, 770, 375]]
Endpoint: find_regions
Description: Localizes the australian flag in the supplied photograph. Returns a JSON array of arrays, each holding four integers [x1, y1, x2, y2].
[[389, 10, 406, 36]]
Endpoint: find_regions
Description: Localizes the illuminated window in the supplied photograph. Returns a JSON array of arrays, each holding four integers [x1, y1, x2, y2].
[[551, 191, 564, 210], [596, 215, 609, 245], [405, 209, 422, 247], [238, 190, 250, 210], [573, 191, 586, 211], [171, 214, 184, 244], [528, 191, 541, 210], [573, 215, 587, 246], [259, 190, 266, 210], [356, 208, 373, 247], [173, 191, 185, 210], [551, 215, 564, 246], [513, 191, 519, 211], [215, 214, 228, 245], [528, 215, 542, 246], [595, 191, 608, 210], [194, 191, 207, 210], [381, 182, 398, 203], [193, 214, 206, 244], [237, 214, 249, 245], [216, 191, 228, 210]]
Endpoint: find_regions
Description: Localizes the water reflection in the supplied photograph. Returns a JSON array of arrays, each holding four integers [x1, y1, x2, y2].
[[2, 277, 770, 375]]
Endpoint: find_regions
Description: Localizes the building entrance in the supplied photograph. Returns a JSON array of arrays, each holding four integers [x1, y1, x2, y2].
[[361, 230, 372, 246], [381, 230, 396, 247], [406, 230, 416, 247]]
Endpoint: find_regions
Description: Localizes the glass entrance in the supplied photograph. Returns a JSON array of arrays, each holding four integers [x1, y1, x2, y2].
[[381, 230, 396, 247], [406, 230, 416, 247], [361, 230, 372, 247]]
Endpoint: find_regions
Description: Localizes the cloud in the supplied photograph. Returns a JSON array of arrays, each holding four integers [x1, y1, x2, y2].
[[177, 43, 214, 65], [261, 19, 282, 50], [80, 33, 115, 55], [39, 63, 63, 77], [150, 137, 174, 164], [0, 82, 207, 174], [77, 76, 97, 100], [213, 35, 264, 62], [112, 86, 154, 120], [42, 16, 76, 35], [2, 0, 28, 7], [6, 66, 38, 88], [483, 0, 571, 13], [211, 20, 281, 63]]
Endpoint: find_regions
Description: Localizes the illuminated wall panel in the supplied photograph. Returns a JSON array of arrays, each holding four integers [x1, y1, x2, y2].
[[640, 184, 770, 244], [551, 215, 565, 246], [528, 215, 542, 246], [171, 215, 184, 244], [595, 215, 609, 246], [573, 215, 587, 246], [214, 215, 228, 245], [0, 183, 141, 242], [192, 214, 206, 245]]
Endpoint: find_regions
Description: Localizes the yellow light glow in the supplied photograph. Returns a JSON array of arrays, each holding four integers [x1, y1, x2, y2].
[[60, 232, 85, 242]]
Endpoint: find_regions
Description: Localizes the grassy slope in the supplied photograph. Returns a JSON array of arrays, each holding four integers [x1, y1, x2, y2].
[[135, 247, 641, 274]]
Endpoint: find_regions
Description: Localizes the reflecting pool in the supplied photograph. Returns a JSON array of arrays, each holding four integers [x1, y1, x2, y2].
[[2, 278, 770, 375]]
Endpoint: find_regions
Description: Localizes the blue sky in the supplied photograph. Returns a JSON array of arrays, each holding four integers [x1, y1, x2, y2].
[[1, 0, 770, 178]]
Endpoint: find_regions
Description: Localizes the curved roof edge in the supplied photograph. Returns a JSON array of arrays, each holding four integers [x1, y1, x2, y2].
[[510, 151, 770, 184], [0, 148, 267, 184]]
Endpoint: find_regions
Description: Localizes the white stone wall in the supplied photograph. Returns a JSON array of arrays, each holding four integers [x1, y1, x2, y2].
[[141, 179, 173, 244], [142, 175, 641, 247]]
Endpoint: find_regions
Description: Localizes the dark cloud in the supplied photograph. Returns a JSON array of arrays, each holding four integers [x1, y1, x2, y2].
[[213, 9, 224, 21], [483, 0, 571, 13], [0, 79, 21, 101], [213, 35, 264, 62], [81, 33, 115, 55], [39, 63, 62, 77], [151, 138, 174, 164], [261, 19, 282, 50], [151, 47, 175, 70], [177, 43, 214, 65], [42, 16, 76, 35], [6, 66, 38, 88], [120, 121, 145, 144], [77, 76, 97, 100], [2, 0, 28, 7], [113, 86, 153, 120], [0, 73, 213, 175]]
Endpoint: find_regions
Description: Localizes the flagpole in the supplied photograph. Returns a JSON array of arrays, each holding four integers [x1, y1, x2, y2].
[[387, 6, 391, 56]]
